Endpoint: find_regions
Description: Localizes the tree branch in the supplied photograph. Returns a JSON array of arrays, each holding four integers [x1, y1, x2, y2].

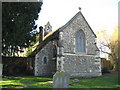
[[100, 50, 112, 55]]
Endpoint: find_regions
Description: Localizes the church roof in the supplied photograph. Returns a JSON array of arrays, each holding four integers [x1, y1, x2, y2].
[[29, 11, 97, 57], [29, 28, 60, 57]]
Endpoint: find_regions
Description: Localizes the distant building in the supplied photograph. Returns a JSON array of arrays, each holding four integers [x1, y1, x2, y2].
[[17, 48, 28, 57], [101, 58, 113, 71]]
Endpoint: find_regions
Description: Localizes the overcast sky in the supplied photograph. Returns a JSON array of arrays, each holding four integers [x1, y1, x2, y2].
[[36, 0, 118, 35]]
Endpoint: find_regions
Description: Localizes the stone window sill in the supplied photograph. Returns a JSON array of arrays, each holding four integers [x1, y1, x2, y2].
[[75, 52, 86, 56]]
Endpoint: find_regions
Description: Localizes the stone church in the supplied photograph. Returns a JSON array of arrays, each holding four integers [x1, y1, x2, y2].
[[31, 10, 102, 77]]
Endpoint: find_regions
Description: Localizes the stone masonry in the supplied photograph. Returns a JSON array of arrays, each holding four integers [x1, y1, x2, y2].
[[34, 11, 102, 77], [35, 40, 57, 76]]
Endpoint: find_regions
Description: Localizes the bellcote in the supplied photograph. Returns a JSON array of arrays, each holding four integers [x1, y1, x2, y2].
[[44, 21, 52, 36]]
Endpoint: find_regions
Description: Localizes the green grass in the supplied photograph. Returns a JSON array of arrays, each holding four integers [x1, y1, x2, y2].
[[1, 76, 52, 88], [70, 76, 119, 88], [0, 75, 119, 89]]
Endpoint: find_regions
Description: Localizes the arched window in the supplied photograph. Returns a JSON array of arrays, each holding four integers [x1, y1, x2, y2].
[[43, 56, 47, 64], [75, 30, 85, 52]]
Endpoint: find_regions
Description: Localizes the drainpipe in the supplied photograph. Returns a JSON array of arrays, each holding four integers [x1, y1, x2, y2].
[[39, 26, 44, 43]]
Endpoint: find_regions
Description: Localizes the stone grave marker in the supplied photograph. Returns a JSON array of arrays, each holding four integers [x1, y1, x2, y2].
[[53, 71, 70, 88]]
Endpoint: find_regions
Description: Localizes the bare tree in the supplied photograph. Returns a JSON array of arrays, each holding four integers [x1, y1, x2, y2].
[[96, 28, 119, 71]]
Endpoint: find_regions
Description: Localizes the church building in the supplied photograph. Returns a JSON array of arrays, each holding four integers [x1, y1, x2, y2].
[[31, 10, 102, 77]]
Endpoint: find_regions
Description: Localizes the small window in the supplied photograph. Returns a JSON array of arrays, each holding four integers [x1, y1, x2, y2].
[[43, 56, 47, 64]]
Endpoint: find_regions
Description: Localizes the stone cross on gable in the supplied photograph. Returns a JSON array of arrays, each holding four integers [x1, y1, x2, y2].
[[79, 7, 82, 11]]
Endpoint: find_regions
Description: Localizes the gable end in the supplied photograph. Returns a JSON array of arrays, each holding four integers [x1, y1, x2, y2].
[[59, 11, 97, 38]]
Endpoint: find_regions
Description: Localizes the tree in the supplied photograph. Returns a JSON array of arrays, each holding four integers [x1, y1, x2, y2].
[[108, 28, 119, 71], [25, 33, 39, 57], [96, 27, 119, 71], [2, 2, 43, 56]]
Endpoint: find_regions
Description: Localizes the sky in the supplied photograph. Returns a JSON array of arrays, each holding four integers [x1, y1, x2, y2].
[[36, 0, 119, 58], [36, 0, 118, 35]]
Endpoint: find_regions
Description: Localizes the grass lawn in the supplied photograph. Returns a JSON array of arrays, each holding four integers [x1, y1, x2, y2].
[[0, 75, 119, 89]]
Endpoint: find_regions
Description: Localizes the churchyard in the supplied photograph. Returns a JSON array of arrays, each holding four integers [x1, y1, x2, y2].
[[1, 1, 119, 89], [1, 74, 119, 89]]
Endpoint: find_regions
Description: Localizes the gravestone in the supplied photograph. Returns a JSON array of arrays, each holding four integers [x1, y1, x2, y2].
[[53, 71, 70, 88]]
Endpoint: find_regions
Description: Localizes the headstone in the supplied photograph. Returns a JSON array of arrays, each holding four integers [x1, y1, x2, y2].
[[53, 71, 70, 88]]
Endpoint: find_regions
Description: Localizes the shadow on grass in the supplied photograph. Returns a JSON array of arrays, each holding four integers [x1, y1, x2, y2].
[[2, 76, 53, 88], [2, 85, 20, 88], [2, 76, 119, 88]]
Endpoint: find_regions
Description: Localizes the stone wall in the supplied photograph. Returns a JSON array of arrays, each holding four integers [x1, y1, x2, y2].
[[35, 40, 57, 76], [2, 56, 34, 76], [62, 12, 97, 55], [35, 11, 102, 77], [59, 12, 101, 77], [62, 54, 101, 77]]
